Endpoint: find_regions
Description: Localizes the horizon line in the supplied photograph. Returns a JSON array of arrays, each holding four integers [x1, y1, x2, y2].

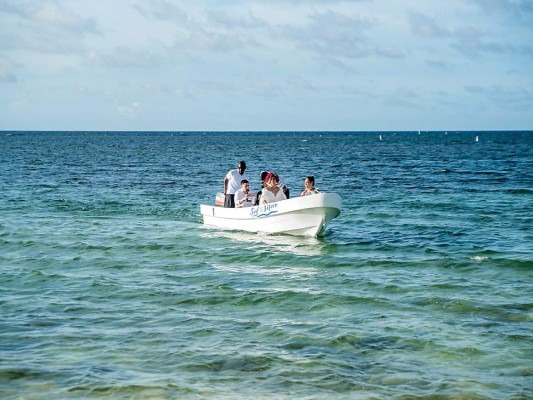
[[1, 129, 532, 134]]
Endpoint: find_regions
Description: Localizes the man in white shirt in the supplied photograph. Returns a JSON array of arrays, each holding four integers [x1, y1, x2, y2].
[[224, 161, 248, 208], [234, 180, 253, 208]]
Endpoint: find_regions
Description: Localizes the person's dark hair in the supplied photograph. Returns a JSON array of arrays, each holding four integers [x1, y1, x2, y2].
[[240, 179, 249, 185], [307, 175, 315, 185], [238, 161, 246, 169], [260, 171, 268, 181]]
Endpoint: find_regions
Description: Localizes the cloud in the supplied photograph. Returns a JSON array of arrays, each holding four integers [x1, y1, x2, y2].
[[131, 3, 270, 56], [165, 73, 319, 101], [471, 0, 533, 19], [465, 84, 529, 96], [132, 0, 188, 23], [207, 10, 267, 30], [451, 25, 533, 58], [374, 47, 405, 59], [86, 47, 167, 69], [0, 71, 17, 83], [408, 12, 449, 37], [262, 0, 370, 3], [281, 9, 375, 63], [1, 1, 531, 131], [0, 56, 18, 83], [172, 26, 257, 53], [0, 30, 85, 54], [242, 75, 320, 98], [384, 96, 419, 109], [10, 95, 28, 111], [464, 84, 533, 110], [117, 102, 140, 116], [33, 1, 99, 35], [407, 10, 533, 59], [426, 59, 453, 71], [0, 1, 99, 35], [0, 1, 100, 55]]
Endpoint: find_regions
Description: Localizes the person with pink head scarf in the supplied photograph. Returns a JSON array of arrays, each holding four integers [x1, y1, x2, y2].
[[260, 172, 287, 204]]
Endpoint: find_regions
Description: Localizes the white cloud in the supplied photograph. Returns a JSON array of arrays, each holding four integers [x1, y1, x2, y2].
[[33, 1, 99, 34], [471, 0, 533, 19], [207, 9, 267, 30], [0, 71, 17, 83], [0, 56, 18, 83], [464, 84, 532, 110], [0, 0, 531, 130], [288, 10, 374, 59], [172, 26, 254, 53], [133, 0, 188, 23], [408, 12, 449, 37], [450, 24, 533, 58], [85, 46, 167, 69], [0, 0, 99, 57], [117, 102, 140, 116], [0, 0, 99, 36]]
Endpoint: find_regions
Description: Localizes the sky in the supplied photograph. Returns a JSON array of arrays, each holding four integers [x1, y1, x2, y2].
[[1, 0, 532, 131]]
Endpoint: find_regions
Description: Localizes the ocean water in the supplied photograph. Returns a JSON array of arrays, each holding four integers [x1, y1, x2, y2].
[[0, 131, 532, 399]]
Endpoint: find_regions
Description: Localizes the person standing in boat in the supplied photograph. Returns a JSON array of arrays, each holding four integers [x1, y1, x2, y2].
[[300, 175, 320, 196], [261, 172, 287, 204], [224, 161, 248, 208], [235, 179, 253, 208]]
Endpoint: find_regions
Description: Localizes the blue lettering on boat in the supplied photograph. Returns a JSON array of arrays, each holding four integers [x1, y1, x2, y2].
[[250, 203, 278, 218]]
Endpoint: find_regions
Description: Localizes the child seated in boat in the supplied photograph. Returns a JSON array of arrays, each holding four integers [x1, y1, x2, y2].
[[261, 172, 287, 204], [300, 175, 320, 196], [235, 180, 253, 207]]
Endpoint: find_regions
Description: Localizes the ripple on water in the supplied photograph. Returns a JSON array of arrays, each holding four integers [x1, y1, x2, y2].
[[1, 131, 532, 399]]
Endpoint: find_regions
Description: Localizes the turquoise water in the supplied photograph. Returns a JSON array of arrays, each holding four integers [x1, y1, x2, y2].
[[1, 131, 532, 399]]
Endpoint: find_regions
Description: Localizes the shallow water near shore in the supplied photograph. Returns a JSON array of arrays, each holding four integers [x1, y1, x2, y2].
[[1, 131, 532, 399]]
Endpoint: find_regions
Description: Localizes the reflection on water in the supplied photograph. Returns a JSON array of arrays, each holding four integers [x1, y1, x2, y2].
[[200, 228, 327, 257], [211, 262, 321, 281]]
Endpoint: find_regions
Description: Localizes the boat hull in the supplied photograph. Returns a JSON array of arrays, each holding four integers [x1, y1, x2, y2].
[[200, 193, 341, 237]]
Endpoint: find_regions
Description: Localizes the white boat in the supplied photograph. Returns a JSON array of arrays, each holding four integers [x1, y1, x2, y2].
[[200, 193, 341, 237]]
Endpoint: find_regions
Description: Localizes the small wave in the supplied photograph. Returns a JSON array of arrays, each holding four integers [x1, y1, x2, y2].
[[67, 383, 192, 396], [441, 169, 507, 176], [505, 188, 533, 195], [208, 355, 273, 372], [470, 256, 489, 262]]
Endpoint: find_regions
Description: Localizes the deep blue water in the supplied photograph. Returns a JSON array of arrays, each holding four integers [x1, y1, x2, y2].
[[1, 131, 532, 399]]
